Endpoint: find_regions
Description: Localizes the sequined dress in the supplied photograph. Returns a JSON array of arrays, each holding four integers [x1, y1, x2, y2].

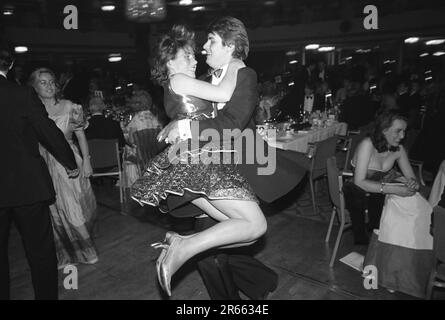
[[131, 82, 257, 212]]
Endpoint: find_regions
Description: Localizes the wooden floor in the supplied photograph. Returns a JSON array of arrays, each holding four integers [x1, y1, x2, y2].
[[8, 179, 445, 300]]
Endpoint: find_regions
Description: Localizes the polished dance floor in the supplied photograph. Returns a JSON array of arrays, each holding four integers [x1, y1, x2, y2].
[[8, 179, 445, 300]]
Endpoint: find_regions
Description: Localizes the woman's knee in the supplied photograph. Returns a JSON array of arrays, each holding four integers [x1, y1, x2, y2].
[[239, 206, 267, 240]]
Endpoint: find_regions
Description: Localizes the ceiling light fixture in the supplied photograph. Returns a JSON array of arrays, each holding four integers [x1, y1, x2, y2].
[[419, 53, 429, 57], [101, 5, 115, 11], [318, 46, 335, 52], [404, 37, 419, 44], [108, 54, 122, 62], [426, 39, 445, 45], [179, 0, 192, 5], [433, 51, 445, 56], [289, 60, 298, 65], [14, 46, 28, 53], [305, 44, 319, 50], [192, 6, 204, 11]]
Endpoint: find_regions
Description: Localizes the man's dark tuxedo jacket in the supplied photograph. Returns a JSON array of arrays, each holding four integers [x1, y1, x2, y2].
[[299, 93, 325, 113], [85, 114, 126, 148], [0, 76, 77, 208], [184, 67, 304, 204]]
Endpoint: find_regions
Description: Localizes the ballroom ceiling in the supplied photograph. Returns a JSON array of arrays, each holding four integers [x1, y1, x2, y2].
[[1, 0, 443, 33]]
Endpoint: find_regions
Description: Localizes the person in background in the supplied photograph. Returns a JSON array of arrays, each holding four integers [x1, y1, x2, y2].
[[339, 80, 377, 130], [122, 92, 162, 190], [257, 81, 280, 123], [29, 67, 98, 269], [1, 45, 78, 300], [345, 110, 433, 298], [302, 81, 324, 113], [335, 78, 351, 105], [85, 96, 125, 148]]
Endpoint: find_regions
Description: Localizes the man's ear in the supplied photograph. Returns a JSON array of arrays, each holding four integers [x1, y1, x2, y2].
[[225, 42, 235, 55]]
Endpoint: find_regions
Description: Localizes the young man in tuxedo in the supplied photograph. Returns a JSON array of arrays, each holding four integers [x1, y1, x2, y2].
[[0, 45, 78, 300]]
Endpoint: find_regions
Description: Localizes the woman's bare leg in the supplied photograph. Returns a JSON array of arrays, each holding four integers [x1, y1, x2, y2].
[[159, 198, 267, 295]]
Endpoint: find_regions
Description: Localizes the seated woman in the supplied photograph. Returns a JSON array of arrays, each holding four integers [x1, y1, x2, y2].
[[122, 92, 162, 190], [347, 110, 433, 298]]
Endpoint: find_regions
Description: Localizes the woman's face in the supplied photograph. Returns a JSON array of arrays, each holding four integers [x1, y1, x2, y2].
[[383, 119, 407, 147], [168, 46, 197, 78], [34, 72, 56, 99]]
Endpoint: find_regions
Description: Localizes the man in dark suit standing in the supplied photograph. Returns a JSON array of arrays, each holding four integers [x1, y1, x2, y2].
[[85, 96, 126, 148], [0, 46, 78, 300]]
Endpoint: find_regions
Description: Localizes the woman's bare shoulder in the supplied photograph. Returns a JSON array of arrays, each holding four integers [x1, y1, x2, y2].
[[358, 137, 373, 150]]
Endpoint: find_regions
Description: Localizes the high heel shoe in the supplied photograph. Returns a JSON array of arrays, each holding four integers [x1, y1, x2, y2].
[[159, 232, 189, 296], [151, 238, 169, 293]]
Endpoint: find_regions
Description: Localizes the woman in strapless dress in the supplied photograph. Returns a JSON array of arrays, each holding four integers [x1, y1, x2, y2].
[[347, 110, 433, 298], [131, 25, 266, 296]]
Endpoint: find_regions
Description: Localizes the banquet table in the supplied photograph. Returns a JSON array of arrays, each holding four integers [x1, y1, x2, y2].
[[262, 122, 348, 153], [429, 160, 445, 207]]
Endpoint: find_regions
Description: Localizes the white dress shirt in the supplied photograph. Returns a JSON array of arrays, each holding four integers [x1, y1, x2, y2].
[[303, 94, 315, 113]]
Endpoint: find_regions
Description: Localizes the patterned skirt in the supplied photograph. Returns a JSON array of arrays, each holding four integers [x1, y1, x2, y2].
[[130, 142, 258, 212]]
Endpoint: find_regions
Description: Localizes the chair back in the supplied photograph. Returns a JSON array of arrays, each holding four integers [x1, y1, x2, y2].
[[326, 156, 342, 209], [433, 205, 445, 263], [343, 131, 366, 171], [310, 136, 338, 179], [88, 139, 119, 169], [132, 128, 166, 170]]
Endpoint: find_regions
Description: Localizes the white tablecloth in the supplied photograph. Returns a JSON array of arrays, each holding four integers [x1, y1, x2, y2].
[[429, 160, 445, 207], [263, 122, 348, 153]]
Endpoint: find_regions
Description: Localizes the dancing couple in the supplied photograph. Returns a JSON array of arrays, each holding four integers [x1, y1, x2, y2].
[[131, 17, 304, 298]]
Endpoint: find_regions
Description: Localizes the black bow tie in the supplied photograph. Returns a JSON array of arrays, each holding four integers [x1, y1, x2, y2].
[[305, 96, 313, 99], [210, 68, 223, 78]]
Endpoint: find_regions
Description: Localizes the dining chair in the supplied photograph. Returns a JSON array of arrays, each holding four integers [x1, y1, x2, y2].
[[304, 136, 338, 217], [426, 205, 445, 299], [88, 139, 124, 206], [325, 156, 352, 267], [88, 139, 125, 232], [335, 135, 352, 170], [341, 130, 366, 171], [132, 128, 167, 171]]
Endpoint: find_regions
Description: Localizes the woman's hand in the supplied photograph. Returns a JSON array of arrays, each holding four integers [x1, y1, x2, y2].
[[405, 178, 419, 191], [390, 184, 416, 197], [82, 158, 93, 178]]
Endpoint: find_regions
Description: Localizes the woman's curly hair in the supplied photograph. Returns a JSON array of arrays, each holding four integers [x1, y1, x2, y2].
[[370, 110, 408, 153], [151, 25, 195, 86]]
